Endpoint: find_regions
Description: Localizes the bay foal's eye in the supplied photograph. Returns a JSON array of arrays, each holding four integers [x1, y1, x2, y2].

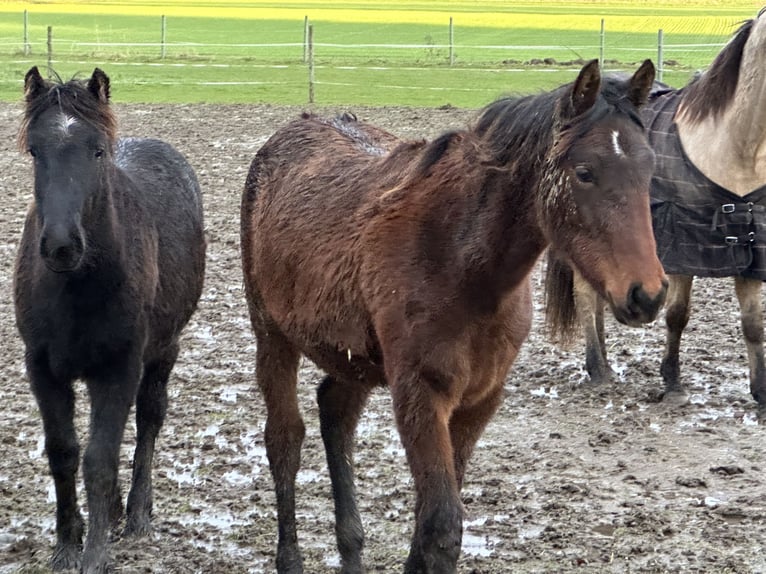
[[94, 149, 104, 158], [574, 166, 594, 183], [27, 147, 37, 158]]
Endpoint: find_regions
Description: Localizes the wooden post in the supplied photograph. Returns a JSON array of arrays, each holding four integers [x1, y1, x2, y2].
[[308, 24, 314, 104], [303, 15, 309, 63], [657, 29, 664, 82], [449, 17, 454, 66], [161, 15, 167, 59], [47, 26, 52, 77], [599, 18, 605, 69], [23, 10, 30, 56]]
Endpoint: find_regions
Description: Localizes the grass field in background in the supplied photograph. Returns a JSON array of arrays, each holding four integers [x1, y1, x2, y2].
[[0, 1, 758, 107]]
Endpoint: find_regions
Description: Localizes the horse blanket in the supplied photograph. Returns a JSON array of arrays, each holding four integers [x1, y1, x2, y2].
[[646, 89, 766, 280]]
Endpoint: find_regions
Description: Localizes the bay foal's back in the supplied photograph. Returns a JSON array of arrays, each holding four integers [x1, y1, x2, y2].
[[241, 60, 666, 573], [14, 67, 205, 573]]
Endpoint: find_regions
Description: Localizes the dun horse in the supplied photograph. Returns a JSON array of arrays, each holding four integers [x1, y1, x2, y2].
[[546, 10, 766, 414], [14, 67, 205, 573], [241, 59, 666, 573]]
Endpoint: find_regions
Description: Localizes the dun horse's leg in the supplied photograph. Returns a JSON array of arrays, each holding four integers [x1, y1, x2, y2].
[[574, 273, 616, 384], [28, 357, 84, 571], [256, 331, 304, 574], [125, 343, 179, 536], [317, 375, 375, 573], [81, 357, 143, 574], [660, 274, 694, 402], [734, 276, 766, 409], [390, 368, 462, 574]]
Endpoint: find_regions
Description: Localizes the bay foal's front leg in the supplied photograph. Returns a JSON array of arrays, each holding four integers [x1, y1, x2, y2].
[[81, 354, 144, 574], [660, 274, 694, 402], [27, 355, 84, 571], [317, 375, 376, 573], [389, 363, 463, 574], [734, 276, 766, 410], [256, 331, 304, 574]]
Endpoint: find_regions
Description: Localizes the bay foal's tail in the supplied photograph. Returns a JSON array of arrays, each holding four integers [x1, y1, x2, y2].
[[543, 250, 579, 344]]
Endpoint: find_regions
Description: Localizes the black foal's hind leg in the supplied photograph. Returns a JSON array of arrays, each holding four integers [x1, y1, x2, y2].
[[660, 274, 694, 404], [81, 356, 143, 574], [317, 375, 374, 574], [125, 344, 178, 537], [28, 357, 84, 571], [734, 277, 766, 412]]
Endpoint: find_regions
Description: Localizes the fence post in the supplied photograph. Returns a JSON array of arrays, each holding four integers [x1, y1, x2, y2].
[[161, 15, 166, 59], [303, 15, 309, 63], [599, 18, 605, 69], [657, 29, 664, 82], [449, 17, 454, 66], [308, 24, 314, 104], [23, 10, 30, 55], [47, 26, 52, 76]]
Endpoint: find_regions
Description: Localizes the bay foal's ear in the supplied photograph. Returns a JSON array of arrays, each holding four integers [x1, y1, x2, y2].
[[627, 59, 656, 108], [87, 68, 111, 103], [568, 59, 601, 117], [24, 66, 47, 102]]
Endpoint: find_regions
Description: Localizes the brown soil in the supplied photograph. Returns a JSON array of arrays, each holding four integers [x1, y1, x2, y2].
[[1, 102, 765, 574]]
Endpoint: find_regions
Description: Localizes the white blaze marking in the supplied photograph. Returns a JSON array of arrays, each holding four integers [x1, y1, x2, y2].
[[611, 130, 624, 156]]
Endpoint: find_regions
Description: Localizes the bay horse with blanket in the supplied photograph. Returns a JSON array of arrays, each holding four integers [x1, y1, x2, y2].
[[14, 67, 205, 573], [546, 9, 766, 415], [241, 59, 666, 573]]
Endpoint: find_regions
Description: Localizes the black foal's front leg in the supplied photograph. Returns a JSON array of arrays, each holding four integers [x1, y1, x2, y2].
[[28, 356, 84, 571], [81, 357, 143, 574], [125, 344, 179, 537], [317, 375, 374, 573]]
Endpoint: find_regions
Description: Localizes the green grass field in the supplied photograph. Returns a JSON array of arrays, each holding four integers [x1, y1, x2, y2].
[[0, 1, 758, 107]]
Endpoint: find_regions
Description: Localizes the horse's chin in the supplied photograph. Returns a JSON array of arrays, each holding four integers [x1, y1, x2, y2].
[[608, 300, 660, 327]]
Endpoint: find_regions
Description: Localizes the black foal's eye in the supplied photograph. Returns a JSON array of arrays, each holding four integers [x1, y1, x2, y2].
[[574, 166, 594, 183]]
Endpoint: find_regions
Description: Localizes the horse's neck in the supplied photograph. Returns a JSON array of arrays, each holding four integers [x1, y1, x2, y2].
[[677, 88, 766, 196]]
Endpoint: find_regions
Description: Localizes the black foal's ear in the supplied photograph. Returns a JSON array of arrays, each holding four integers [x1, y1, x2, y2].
[[568, 59, 601, 118], [628, 59, 656, 107], [24, 66, 47, 102], [87, 68, 111, 103]]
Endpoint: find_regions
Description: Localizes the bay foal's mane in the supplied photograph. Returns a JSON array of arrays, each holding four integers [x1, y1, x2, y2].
[[19, 70, 117, 151], [678, 16, 754, 125]]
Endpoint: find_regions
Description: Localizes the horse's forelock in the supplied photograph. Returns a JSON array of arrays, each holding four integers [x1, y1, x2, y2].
[[678, 17, 753, 124], [18, 75, 117, 151]]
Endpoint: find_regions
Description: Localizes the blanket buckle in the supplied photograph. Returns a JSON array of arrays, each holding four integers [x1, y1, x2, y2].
[[722, 203, 736, 214]]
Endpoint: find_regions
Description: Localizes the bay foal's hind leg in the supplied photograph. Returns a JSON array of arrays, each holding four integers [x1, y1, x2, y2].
[[125, 343, 179, 536], [573, 272, 616, 384], [317, 375, 376, 573], [256, 331, 304, 573], [660, 274, 694, 403], [734, 276, 766, 411], [82, 355, 143, 574], [27, 357, 84, 571]]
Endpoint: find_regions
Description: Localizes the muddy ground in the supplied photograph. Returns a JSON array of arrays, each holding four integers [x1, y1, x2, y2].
[[0, 100, 765, 574]]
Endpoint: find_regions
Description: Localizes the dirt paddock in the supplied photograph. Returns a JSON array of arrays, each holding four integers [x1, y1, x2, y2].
[[0, 101, 765, 574]]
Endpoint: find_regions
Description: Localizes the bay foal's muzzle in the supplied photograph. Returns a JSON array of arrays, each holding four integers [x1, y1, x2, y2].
[[40, 221, 85, 272], [611, 278, 668, 326]]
